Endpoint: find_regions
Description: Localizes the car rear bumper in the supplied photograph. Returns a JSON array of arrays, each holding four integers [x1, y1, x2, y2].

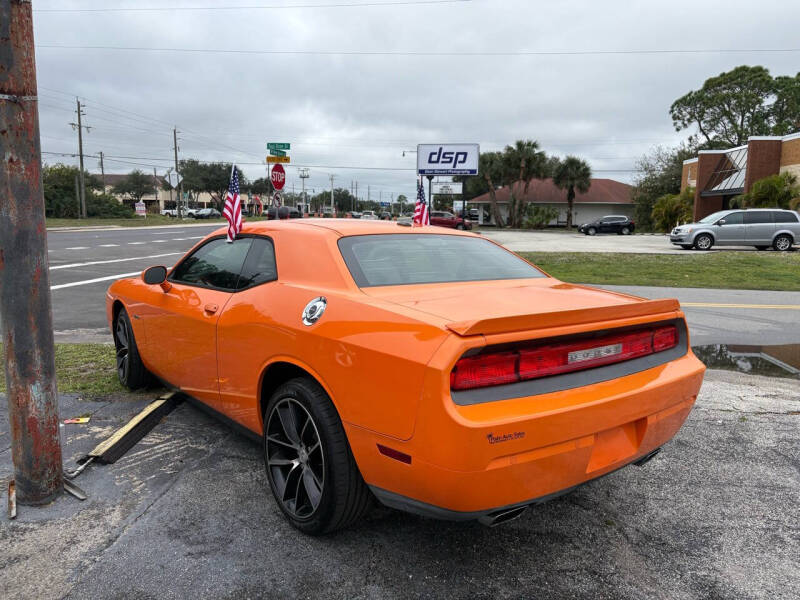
[[346, 352, 704, 517]]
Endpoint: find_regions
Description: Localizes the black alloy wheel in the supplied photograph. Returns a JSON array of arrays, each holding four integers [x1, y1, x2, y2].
[[113, 308, 149, 389], [263, 378, 372, 534]]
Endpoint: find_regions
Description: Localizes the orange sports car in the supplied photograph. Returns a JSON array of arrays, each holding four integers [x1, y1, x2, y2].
[[106, 220, 705, 534]]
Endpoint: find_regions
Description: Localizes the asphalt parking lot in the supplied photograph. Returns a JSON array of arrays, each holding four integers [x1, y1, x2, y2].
[[1, 368, 798, 600]]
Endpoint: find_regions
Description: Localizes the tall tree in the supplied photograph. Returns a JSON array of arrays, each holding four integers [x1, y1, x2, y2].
[[502, 139, 547, 228], [113, 170, 153, 203], [631, 144, 697, 231], [552, 156, 592, 228], [479, 152, 505, 227], [670, 66, 800, 147]]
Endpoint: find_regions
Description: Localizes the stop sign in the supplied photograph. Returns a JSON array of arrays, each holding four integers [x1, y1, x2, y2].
[[270, 164, 286, 191]]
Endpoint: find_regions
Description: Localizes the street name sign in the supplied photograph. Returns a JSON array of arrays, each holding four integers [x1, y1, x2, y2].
[[267, 155, 290, 164], [271, 163, 286, 190], [417, 143, 479, 175], [267, 142, 291, 151], [269, 149, 287, 157]]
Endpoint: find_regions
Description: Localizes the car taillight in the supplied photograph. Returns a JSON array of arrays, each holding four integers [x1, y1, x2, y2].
[[450, 325, 678, 391]]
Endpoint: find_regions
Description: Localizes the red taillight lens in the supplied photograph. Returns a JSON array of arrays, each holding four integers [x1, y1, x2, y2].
[[652, 326, 678, 352], [451, 325, 678, 391], [449, 351, 518, 390]]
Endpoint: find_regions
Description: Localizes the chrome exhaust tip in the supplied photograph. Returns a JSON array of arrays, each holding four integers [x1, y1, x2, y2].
[[478, 505, 528, 527]]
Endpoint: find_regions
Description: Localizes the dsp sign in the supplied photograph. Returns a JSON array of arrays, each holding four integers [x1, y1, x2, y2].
[[270, 163, 286, 191], [417, 143, 479, 175]]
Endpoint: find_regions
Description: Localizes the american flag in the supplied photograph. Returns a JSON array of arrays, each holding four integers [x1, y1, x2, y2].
[[413, 177, 429, 225], [223, 165, 243, 242]]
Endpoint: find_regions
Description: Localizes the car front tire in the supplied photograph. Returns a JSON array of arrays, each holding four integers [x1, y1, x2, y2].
[[773, 234, 793, 252], [264, 377, 372, 535], [694, 234, 713, 250], [113, 308, 150, 390]]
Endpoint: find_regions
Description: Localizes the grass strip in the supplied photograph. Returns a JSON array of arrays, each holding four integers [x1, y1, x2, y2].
[[520, 251, 800, 291], [0, 343, 155, 398]]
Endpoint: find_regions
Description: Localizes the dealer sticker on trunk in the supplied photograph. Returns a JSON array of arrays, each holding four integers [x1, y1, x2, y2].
[[568, 343, 623, 364]]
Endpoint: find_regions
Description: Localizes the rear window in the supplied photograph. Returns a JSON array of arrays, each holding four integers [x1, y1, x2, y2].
[[773, 211, 799, 223], [338, 234, 545, 287]]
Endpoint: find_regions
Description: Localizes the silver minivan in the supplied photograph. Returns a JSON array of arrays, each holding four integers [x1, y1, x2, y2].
[[670, 208, 800, 251]]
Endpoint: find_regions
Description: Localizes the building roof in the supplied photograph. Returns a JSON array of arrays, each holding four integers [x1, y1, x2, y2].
[[468, 178, 632, 205]]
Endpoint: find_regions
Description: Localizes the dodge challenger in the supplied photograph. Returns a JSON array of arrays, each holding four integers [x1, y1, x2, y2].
[[106, 219, 705, 534]]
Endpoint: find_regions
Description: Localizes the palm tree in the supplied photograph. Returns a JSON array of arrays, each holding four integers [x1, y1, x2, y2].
[[552, 156, 592, 228], [502, 140, 547, 228], [480, 152, 505, 227]]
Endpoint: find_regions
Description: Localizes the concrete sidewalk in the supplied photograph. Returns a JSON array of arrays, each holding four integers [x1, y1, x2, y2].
[[1, 369, 798, 599]]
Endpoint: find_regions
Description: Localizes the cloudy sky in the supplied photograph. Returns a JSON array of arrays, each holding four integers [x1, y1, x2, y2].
[[31, 0, 800, 202]]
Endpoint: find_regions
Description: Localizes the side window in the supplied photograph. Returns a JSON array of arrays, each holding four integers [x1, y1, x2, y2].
[[773, 211, 799, 223], [171, 238, 253, 290], [743, 211, 772, 224], [723, 212, 744, 225], [237, 237, 278, 290]]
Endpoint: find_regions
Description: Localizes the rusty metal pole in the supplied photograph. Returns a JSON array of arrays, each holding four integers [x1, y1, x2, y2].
[[0, 0, 64, 505]]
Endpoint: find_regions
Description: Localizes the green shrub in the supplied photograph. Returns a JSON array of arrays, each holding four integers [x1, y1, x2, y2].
[[651, 187, 694, 232], [737, 172, 799, 209], [524, 205, 559, 229], [87, 193, 134, 218]]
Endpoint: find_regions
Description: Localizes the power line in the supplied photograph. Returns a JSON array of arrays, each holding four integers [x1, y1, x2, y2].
[[33, 0, 472, 13], [36, 44, 800, 57]]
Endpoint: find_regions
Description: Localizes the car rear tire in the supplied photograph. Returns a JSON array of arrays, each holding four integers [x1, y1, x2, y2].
[[773, 234, 793, 252], [457, 224, 464, 230], [113, 308, 150, 390], [263, 377, 372, 535], [621, 226, 631, 235], [587, 227, 596, 236], [694, 234, 713, 250]]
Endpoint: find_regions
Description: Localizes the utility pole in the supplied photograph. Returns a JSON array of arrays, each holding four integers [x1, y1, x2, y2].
[[354, 181, 358, 211], [298, 168, 309, 213], [329, 174, 335, 215], [0, 0, 64, 505], [173, 127, 182, 218], [153, 167, 159, 213], [98, 151, 106, 191], [69, 98, 89, 218]]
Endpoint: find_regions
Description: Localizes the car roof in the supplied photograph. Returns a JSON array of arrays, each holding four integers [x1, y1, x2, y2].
[[232, 218, 480, 238]]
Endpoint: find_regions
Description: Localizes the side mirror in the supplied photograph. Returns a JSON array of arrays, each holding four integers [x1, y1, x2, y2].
[[717, 219, 726, 226], [142, 265, 171, 292]]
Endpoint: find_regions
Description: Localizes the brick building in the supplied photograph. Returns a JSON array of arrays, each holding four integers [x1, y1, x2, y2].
[[681, 131, 800, 221]]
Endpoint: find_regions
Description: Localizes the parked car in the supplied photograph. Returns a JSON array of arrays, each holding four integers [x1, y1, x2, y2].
[[361, 210, 378, 220], [379, 211, 392, 220], [193, 208, 222, 219], [578, 215, 635, 235], [107, 220, 704, 534], [349, 211, 362, 219], [160, 209, 178, 217], [430, 210, 472, 230], [266, 206, 302, 220], [670, 208, 800, 251]]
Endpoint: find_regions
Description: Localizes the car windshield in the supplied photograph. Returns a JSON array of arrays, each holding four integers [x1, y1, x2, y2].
[[698, 211, 728, 224], [338, 234, 545, 287]]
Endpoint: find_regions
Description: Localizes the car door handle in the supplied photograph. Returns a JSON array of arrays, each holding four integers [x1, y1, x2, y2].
[[204, 303, 219, 314]]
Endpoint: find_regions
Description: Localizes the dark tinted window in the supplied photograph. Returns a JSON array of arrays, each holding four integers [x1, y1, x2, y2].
[[743, 211, 773, 224], [237, 237, 278, 289], [773, 211, 799, 223], [171, 238, 252, 290], [722, 212, 744, 225], [338, 234, 545, 287]]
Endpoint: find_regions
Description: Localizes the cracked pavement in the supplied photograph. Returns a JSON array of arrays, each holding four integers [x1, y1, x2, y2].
[[1, 368, 798, 599]]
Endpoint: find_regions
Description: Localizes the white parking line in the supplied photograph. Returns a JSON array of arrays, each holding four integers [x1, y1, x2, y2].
[[171, 238, 187, 241], [128, 242, 145, 245], [99, 244, 119, 247], [65, 246, 89, 250], [152, 240, 167, 243], [50, 253, 182, 271], [50, 272, 141, 290], [186, 236, 204, 240]]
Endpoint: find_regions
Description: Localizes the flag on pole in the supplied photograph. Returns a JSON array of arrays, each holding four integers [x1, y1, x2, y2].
[[413, 177, 429, 225], [223, 165, 242, 242]]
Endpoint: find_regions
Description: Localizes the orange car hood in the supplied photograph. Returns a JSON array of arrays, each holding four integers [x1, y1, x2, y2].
[[362, 278, 680, 336]]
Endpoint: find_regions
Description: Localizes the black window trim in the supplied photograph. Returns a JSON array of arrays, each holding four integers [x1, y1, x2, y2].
[[167, 233, 278, 293]]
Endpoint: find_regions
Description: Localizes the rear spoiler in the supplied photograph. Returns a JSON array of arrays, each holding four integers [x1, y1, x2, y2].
[[445, 298, 681, 337]]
